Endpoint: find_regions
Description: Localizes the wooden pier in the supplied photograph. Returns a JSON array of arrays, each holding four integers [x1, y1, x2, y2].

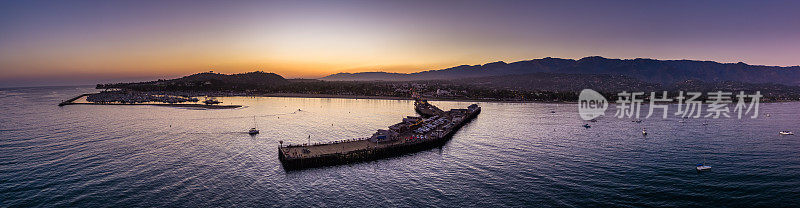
[[279, 104, 481, 170]]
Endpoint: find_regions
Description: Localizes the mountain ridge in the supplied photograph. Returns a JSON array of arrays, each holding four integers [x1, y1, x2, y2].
[[320, 56, 800, 86]]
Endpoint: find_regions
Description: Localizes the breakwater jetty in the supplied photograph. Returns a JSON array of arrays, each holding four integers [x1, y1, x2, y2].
[[278, 102, 481, 170], [58, 93, 93, 106]]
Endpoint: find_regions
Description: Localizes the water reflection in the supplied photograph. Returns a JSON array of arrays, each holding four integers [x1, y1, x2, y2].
[[0, 87, 799, 207]]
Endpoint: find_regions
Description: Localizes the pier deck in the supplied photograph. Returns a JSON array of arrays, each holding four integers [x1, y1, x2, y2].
[[279, 103, 480, 170], [281, 139, 382, 159]]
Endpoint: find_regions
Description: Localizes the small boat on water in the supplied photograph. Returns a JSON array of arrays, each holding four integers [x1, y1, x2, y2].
[[779, 131, 794, 135], [248, 116, 259, 135], [696, 163, 712, 171]]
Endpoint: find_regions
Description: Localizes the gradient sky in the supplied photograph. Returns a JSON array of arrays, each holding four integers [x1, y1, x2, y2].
[[1, 0, 799, 87]]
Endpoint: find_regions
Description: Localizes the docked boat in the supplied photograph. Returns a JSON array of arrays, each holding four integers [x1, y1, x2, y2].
[[779, 131, 794, 135], [203, 99, 221, 105]]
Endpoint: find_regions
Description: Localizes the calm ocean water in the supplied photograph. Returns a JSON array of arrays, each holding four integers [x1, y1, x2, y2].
[[1, 86, 799, 207]]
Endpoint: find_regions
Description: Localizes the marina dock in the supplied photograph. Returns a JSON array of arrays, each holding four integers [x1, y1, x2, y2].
[[279, 102, 481, 170], [58, 93, 241, 109]]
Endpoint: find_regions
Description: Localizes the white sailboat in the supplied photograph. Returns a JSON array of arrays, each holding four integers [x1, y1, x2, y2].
[[248, 116, 259, 135], [697, 150, 711, 171]]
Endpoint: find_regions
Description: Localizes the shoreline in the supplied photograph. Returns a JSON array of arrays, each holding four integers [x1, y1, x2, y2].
[[60, 102, 242, 109], [252, 93, 799, 104], [59, 92, 799, 107], [258, 93, 577, 104]]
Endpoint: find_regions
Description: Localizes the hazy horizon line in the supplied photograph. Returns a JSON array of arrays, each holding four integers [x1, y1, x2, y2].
[[3, 55, 800, 88]]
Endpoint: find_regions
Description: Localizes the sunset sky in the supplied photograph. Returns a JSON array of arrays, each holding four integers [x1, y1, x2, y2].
[[1, 0, 799, 87]]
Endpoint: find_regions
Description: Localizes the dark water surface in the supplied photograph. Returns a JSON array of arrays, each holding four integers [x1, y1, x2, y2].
[[1, 86, 799, 207]]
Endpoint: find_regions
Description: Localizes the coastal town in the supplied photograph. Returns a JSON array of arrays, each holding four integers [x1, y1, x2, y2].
[[88, 71, 800, 106]]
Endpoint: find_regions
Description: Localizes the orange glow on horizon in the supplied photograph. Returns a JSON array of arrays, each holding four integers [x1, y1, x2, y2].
[[2, 0, 800, 85]]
